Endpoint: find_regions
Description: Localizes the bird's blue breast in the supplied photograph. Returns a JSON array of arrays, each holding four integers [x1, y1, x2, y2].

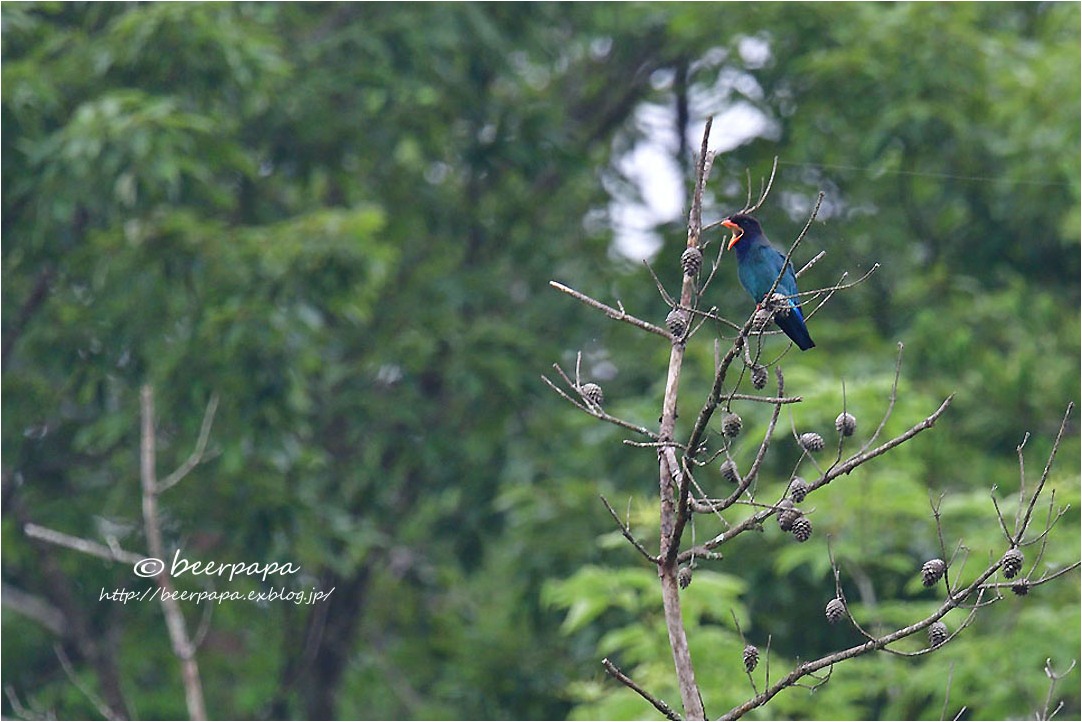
[[736, 242, 798, 305]]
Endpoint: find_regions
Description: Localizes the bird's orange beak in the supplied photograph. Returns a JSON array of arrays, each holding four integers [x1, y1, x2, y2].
[[721, 219, 743, 249]]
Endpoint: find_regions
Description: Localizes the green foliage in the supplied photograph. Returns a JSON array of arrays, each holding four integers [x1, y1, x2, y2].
[[3, 3, 671, 719]]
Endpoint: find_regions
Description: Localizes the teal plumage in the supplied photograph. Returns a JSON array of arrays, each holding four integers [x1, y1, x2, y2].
[[722, 214, 815, 351]]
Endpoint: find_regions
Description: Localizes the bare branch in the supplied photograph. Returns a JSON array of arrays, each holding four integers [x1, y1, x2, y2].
[[740, 156, 779, 215], [652, 118, 716, 721], [541, 372, 659, 440], [680, 394, 953, 562], [549, 281, 671, 339], [695, 233, 732, 300], [929, 493, 960, 592], [601, 658, 681, 721], [980, 560, 1081, 592], [718, 557, 1004, 720], [688, 117, 715, 244], [644, 259, 678, 309], [140, 386, 208, 721], [4, 686, 33, 719], [55, 643, 121, 721], [158, 393, 220, 492], [812, 395, 953, 490], [990, 488, 1014, 544], [1016, 403, 1074, 540], [624, 439, 686, 450], [795, 250, 826, 279], [797, 263, 880, 302], [600, 495, 660, 564], [1039, 658, 1075, 720], [716, 367, 786, 509], [727, 392, 803, 405], [23, 523, 144, 566], [2, 583, 66, 635], [686, 304, 744, 332], [856, 342, 905, 456], [681, 313, 760, 473], [1014, 431, 1031, 534]]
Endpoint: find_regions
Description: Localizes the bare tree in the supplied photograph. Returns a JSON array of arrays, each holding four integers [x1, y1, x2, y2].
[[545, 119, 1079, 720], [20, 386, 217, 721]]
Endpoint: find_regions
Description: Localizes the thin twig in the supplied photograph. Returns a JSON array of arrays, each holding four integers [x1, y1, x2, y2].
[[4, 686, 32, 719], [1016, 403, 1073, 540], [715, 368, 786, 511], [541, 373, 659, 440], [687, 304, 744, 332], [55, 643, 120, 721], [601, 658, 681, 721], [158, 394, 220, 492], [990, 488, 1014, 544], [644, 259, 678, 309], [1014, 431, 1030, 535], [796, 263, 881, 300], [856, 342, 905, 456], [549, 281, 671, 339], [696, 231, 731, 300], [798, 263, 880, 325], [600, 495, 660, 564], [929, 493, 958, 592], [726, 392, 802, 404], [23, 523, 145, 565], [795, 250, 826, 278], [1040, 658, 1077, 721], [740, 156, 779, 215], [980, 561, 1081, 591]]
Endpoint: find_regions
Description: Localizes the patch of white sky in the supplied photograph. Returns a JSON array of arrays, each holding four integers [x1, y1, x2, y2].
[[610, 35, 779, 261]]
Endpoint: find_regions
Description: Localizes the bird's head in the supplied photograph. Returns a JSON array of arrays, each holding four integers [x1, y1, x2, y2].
[[721, 213, 763, 249]]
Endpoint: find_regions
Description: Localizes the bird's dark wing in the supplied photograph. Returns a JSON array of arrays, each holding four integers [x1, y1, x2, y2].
[[742, 243, 815, 350]]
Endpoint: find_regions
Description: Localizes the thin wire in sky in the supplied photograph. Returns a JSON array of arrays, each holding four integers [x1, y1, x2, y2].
[[777, 161, 1072, 188]]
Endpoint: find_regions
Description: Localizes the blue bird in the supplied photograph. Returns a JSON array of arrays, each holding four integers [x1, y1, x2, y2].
[[721, 213, 815, 350]]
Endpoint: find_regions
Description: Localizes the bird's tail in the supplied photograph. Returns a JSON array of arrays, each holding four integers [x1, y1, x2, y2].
[[774, 305, 815, 351]]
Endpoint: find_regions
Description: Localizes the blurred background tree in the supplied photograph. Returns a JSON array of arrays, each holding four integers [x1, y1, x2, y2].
[[2, 3, 1077, 720]]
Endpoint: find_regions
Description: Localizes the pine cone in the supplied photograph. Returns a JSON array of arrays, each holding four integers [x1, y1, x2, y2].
[[928, 621, 948, 648], [766, 293, 791, 316], [799, 432, 825, 453], [666, 309, 689, 337], [788, 477, 808, 503], [678, 565, 693, 590], [722, 412, 743, 438], [720, 459, 739, 484], [1001, 547, 1024, 579], [743, 644, 759, 672], [791, 515, 812, 542], [776, 499, 799, 531], [921, 558, 946, 587], [681, 246, 703, 277], [751, 364, 768, 390], [751, 307, 773, 333], [825, 597, 846, 624], [835, 412, 857, 437], [1011, 579, 1030, 596], [579, 382, 603, 407]]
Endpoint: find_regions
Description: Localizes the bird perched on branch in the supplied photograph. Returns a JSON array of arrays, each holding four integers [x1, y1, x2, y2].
[[721, 213, 815, 350]]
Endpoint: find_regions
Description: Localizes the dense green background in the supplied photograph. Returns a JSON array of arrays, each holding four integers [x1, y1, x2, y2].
[[2, 3, 1078, 720]]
